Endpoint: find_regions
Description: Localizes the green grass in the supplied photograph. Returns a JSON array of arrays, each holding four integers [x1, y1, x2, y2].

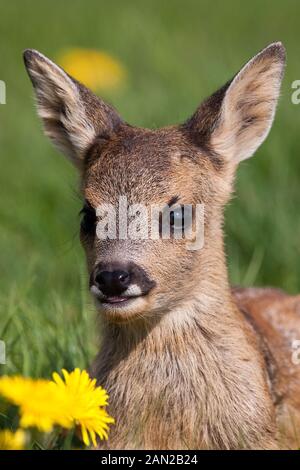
[[0, 0, 299, 383]]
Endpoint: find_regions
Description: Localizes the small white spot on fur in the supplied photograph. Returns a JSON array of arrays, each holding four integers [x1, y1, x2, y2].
[[90, 285, 105, 299], [124, 284, 143, 297]]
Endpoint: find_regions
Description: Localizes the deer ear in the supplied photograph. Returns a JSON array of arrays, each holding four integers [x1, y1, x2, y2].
[[23, 49, 122, 167], [185, 42, 286, 163]]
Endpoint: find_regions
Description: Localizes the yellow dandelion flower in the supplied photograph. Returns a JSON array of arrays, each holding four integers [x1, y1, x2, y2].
[[0, 369, 114, 446], [57, 48, 126, 92], [52, 368, 114, 446], [0, 429, 26, 450], [0, 376, 71, 432]]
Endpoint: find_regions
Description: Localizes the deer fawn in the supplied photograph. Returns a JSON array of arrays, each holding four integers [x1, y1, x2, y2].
[[24, 42, 300, 449]]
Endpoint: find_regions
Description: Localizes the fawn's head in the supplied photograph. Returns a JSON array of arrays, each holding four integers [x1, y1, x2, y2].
[[24, 43, 285, 323]]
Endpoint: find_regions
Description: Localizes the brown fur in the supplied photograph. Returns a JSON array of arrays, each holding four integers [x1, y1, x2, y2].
[[24, 42, 300, 449]]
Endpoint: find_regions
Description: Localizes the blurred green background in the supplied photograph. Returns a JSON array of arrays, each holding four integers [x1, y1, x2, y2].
[[0, 0, 299, 378]]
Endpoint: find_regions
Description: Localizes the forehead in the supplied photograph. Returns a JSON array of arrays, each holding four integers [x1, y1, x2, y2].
[[83, 126, 210, 205]]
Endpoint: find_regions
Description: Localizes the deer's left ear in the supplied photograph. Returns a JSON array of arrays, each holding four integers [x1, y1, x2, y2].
[[23, 49, 122, 167], [185, 42, 286, 163]]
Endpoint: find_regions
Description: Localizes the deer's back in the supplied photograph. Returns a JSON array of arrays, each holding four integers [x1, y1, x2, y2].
[[233, 286, 300, 448]]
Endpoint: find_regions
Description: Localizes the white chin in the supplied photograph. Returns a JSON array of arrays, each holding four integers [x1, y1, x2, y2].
[[95, 296, 149, 321]]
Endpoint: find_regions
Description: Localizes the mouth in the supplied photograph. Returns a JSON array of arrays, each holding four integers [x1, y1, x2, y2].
[[101, 295, 140, 307], [90, 286, 145, 309], [90, 284, 153, 320]]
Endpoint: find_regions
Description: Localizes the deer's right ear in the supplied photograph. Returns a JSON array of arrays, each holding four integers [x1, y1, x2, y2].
[[23, 49, 122, 167], [185, 42, 286, 164]]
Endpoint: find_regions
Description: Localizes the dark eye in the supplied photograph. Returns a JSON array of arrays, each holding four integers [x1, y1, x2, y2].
[[80, 203, 96, 235], [170, 207, 184, 229], [160, 205, 189, 238], [162, 205, 192, 237]]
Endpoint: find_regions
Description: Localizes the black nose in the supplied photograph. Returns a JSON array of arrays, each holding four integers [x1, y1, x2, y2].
[[94, 267, 131, 297]]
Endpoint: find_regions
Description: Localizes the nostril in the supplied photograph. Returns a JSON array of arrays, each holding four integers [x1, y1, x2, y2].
[[94, 269, 131, 296], [92, 262, 154, 299], [95, 271, 112, 289], [116, 270, 130, 286]]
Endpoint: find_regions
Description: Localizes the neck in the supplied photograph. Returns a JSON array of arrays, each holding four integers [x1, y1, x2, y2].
[[92, 237, 276, 449]]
